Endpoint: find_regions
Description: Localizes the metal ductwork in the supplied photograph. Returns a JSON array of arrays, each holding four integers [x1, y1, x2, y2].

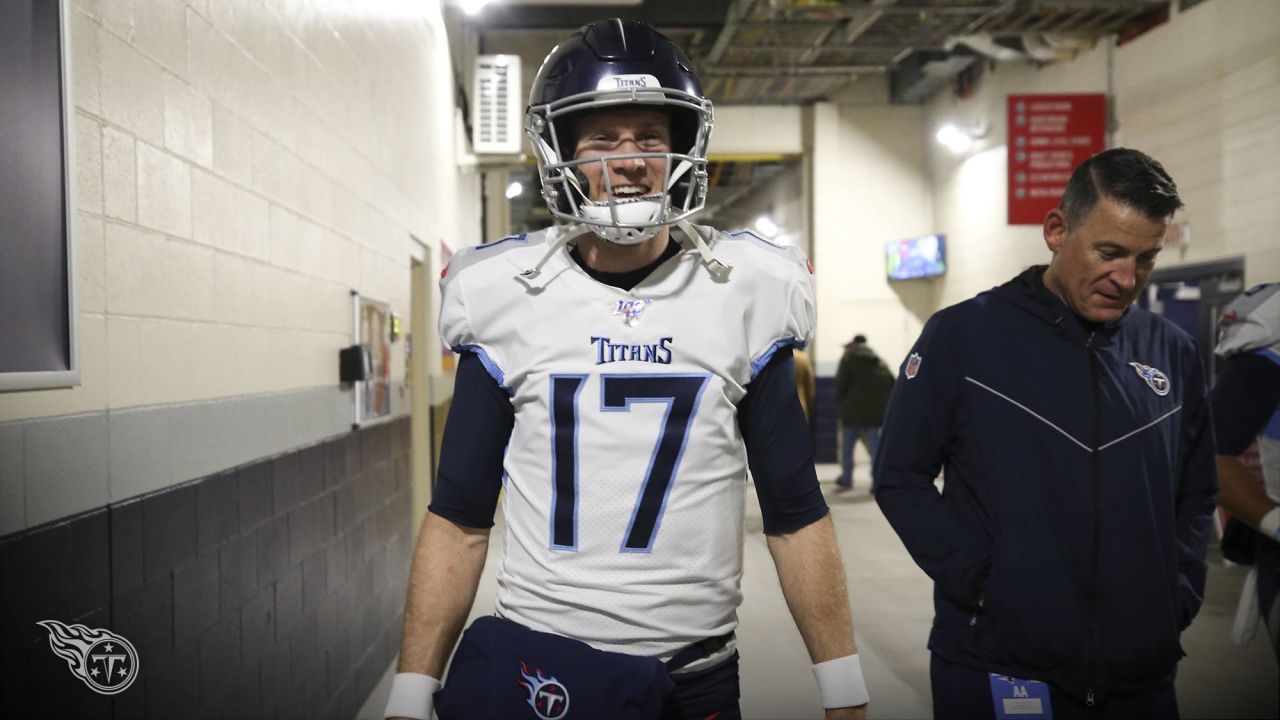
[[474, 0, 1170, 105], [890, 49, 977, 105], [950, 30, 1097, 63]]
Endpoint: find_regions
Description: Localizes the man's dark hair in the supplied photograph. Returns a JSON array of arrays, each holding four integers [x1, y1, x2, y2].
[[1059, 148, 1183, 227], [853, 334, 867, 344]]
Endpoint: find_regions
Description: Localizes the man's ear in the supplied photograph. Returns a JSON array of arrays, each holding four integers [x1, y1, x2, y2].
[[1043, 208, 1068, 255]]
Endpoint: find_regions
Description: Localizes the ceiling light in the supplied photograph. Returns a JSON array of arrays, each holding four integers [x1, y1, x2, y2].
[[935, 124, 972, 153], [754, 215, 779, 238], [461, 0, 495, 16], [505, 181, 523, 199]]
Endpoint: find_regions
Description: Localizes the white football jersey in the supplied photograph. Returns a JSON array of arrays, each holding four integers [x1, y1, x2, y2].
[[439, 224, 816, 660]]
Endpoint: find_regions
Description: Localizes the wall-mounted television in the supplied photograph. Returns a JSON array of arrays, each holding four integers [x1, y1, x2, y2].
[[886, 234, 946, 281]]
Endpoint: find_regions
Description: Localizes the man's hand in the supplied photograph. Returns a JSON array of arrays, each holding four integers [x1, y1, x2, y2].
[[826, 704, 868, 719]]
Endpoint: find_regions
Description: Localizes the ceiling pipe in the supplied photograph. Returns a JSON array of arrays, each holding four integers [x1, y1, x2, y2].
[[842, 0, 898, 44], [706, 0, 760, 66], [947, 33, 1024, 61], [1022, 33, 1096, 61]]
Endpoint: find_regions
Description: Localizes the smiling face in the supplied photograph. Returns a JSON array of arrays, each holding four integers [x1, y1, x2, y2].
[[1042, 195, 1169, 324], [572, 107, 672, 203]]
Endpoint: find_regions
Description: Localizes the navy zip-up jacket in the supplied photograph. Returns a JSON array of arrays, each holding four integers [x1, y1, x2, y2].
[[874, 266, 1217, 706]]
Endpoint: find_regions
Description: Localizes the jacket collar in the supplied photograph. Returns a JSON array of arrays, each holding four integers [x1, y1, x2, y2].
[[993, 265, 1132, 344]]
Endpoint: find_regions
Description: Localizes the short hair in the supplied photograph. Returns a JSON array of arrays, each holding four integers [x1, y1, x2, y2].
[[1059, 148, 1183, 227], [853, 334, 867, 344]]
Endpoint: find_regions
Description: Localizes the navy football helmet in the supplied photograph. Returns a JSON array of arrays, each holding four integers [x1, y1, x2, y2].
[[526, 19, 714, 245]]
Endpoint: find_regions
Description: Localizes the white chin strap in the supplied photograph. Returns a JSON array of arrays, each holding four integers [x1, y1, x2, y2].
[[581, 199, 664, 244], [577, 159, 695, 246]]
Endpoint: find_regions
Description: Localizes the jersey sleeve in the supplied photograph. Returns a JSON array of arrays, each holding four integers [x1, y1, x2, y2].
[[427, 351, 512, 528], [438, 255, 511, 391], [738, 347, 829, 535], [873, 306, 992, 610], [747, 246, 816, 379], [1216, 283, 1280, 360], [1211, 352, 1280, 455]]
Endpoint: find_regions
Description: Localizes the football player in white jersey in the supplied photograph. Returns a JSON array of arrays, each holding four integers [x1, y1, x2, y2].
[[1212, 283, 1280, 657], [386, 19, 868, 720]]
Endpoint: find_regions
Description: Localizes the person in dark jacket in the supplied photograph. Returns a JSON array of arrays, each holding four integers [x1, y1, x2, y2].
[[834, 335, 894, 490], [874, 148, 1217, 719]]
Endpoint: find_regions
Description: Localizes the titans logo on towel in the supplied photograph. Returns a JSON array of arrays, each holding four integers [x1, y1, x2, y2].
[[518, 661, 570, 720]]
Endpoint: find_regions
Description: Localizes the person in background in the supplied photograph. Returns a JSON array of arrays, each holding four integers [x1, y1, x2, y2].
[[875, 147, 1217, 718], [1211, 282, 1280, 658], [833, 335, 893, 491]]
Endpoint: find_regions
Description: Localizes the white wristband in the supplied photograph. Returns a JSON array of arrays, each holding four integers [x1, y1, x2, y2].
[[384, 673, 440, 720], [812, 654, 869, 709], [1261, 507, 1280, 541]]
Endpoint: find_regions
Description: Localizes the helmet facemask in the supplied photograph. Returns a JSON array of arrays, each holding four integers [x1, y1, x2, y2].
[[527, 87, 713, 246]]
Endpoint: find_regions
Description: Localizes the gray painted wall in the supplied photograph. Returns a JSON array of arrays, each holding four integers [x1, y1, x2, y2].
[[0, 381, 410, 535]]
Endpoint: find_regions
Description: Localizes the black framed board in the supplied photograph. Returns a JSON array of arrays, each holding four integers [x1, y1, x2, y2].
[[0, 0, 78, 392]]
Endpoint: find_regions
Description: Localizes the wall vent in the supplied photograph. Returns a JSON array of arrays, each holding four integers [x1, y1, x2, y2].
[[472, 54, 522, 154]]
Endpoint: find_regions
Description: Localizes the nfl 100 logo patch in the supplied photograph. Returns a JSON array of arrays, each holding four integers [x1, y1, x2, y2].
[[614, 298, 653, 327], [518, 661, 570, 720]]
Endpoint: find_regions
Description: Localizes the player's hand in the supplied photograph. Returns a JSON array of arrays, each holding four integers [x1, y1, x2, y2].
[[825, 704, 867, 719]]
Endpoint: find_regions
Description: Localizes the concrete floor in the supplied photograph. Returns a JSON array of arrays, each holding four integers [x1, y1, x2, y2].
[[362, 462, 1279, 719]]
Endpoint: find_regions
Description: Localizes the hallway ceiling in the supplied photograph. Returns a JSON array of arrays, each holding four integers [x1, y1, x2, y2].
[[476, 0, 1172, 236], [473, 0, 1174, 106]]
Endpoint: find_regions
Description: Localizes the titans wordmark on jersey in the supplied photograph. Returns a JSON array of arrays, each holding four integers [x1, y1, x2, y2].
[[439, 224, 815, 660]]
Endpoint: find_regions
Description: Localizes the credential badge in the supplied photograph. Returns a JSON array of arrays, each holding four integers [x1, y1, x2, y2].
[[614, 298, 653, 327], [905, 352, 923, 379], [38, 620, 140, 695], [1129, 361, 1171, 396], [518, 661, 570, 720]]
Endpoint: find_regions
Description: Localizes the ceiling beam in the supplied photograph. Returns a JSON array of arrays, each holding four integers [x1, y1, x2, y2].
[[725, 44, 944, 53], [704, 65, 887, 76], [843, 0, 899, 45], [705, 0, 760, 66], [471, 0, 735, 30]]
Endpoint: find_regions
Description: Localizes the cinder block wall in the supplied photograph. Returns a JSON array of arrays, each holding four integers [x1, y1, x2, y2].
[[1, 0, 478, 716], [1, 418, 412, 719], [0, 0, 474, 528]]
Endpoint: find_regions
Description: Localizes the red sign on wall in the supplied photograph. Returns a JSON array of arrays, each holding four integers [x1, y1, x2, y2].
[[1007, 93, 1107, 225]]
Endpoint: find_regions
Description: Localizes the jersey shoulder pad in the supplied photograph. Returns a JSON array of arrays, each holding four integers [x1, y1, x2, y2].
[[712, 228, 814, 279], [1217, 283, 1280, 357], [439, 229, 553, 289], [704, 227, 816, 373]]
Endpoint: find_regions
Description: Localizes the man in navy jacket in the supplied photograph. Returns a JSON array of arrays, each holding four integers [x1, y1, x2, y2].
[[875, 148, 1217, 718]]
